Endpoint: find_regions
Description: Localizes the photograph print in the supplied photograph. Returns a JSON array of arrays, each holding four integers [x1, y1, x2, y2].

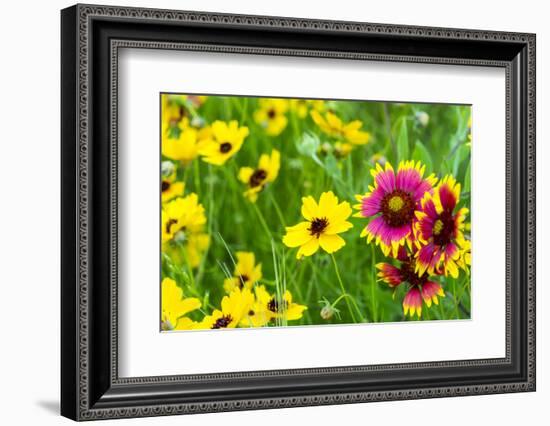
[[160, 93, 472, 332]]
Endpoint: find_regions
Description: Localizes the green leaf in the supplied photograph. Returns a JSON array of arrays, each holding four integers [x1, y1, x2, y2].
[[412, 140, 433, 173], [452, 144, 470, 176], [396, 119, 409, 161], [295, 132, 320, 157], [463, 163, 471, 193], [324, 154, 342, 180]]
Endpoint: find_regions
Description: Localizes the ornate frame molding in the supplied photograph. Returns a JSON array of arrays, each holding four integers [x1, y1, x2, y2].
[[61, 4, 536, 421]]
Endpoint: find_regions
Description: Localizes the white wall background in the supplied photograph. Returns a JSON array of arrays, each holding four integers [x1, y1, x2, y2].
[[0, 0, 546, 424]]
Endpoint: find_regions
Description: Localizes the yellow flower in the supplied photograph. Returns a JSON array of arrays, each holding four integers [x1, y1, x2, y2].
[[241, 285, 306, 327], [223, 251, 263, 293], [253, 99, 289, 136], [238, 149, 281, 202], [196, 287, 255, 330], [161, 193, 206, 243], [289, 99, 325, 118], [162, 126, 201, 164], [162, 95, 187, 137], [283, 191, 353, 259], [197, 120, 249, 165], [311, 110, 370, 145], [160, 161, 184, 202], [185, 233, 210, 268], [161, 278, 201, 331], [163, 232, 210, 269], [318, 142, 353, 159]]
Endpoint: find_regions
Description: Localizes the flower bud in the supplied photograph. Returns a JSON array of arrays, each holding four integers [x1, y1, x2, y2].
[[320, 305, 336, 320], [161, 161, 175, 178], [415, 111, 430, 127]]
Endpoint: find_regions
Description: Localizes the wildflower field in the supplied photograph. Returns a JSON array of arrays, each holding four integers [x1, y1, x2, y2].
[[160, 93, 472, 331]]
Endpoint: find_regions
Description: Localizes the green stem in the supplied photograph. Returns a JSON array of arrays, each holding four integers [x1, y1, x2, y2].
[[269, 192, 286, 229], [370, 245, 378, 322], [331, 293, 364, 322], [252, 201, 272, 240], [193, 159, 202, 196], [331, 254, 358, 323]]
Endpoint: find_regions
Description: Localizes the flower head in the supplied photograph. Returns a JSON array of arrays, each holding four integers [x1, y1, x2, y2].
[[162, 124, 214, 165], [223, 251, 263, 293], [283, 191, 353, 259], [354, 161, 437, 257], [162, 95, 188, 137], [238, 149, 281, 202], [185, 233, 210, 268], [241, 285, 306, 327], [253, 99, 289, 136], [161, 193, 206, 243], [160, 161, 184, 202], [376, 252, 445, 318], [197, 287, 255, 330], [289, 99, 325, 118], [161, 278, 201, 330], [414, 175, 469, 278], [197, 120, 248, 165], [311, 110, 370, 145]]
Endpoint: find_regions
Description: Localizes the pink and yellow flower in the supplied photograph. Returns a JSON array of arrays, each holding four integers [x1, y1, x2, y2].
[[377, 252, 445, 318], [354, 161, 437, 257], [414, 175, 469, 278]]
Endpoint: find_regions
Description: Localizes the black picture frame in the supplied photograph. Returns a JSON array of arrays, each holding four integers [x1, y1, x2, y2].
[[61, 4, 536, 421]]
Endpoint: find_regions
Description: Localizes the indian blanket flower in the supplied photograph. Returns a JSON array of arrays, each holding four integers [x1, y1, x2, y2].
[[238, 149, 281, 202], [240, 285, 306, 327], [414, 175, 469, 278], [223, 251, 263, 293], [197, 120, 249, 165], [310, 110, 371, 145], [376, 252, 445, 318], [283, 191, 353, 259], [161, 277, 201, 330], [354, 161, 437, 257], [196, 287, 255, 330], [161, 193, 206, 243], [160, 161, 184, 202], [253, 98, 289, 136]]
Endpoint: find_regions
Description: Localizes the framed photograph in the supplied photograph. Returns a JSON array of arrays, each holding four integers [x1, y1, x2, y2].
[[61, 4, 536, 421]]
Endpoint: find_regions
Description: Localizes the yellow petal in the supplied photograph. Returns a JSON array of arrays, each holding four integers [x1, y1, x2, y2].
[[296, 238, 320, 259], [318, 191, 338, 217], [283, 223, 312, 248], [325, 220, 353, 235], [318, 234, 346, 253], [238, 167, 254, 184], [328, 201, 352, 223], [301, 196, 319, 220]]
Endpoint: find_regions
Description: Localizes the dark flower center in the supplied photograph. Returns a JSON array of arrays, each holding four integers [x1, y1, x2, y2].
[[165, 218, 178, 234], [219, 142, 232, 153], [267, 108, 276, 119], [237, 274, 249, 288], [212, 315, 233, 329], [400, 258, 428, 288], [380, 190, 415, 227], [267, 297, 288, 313], [308, 217, 329, 238], [161, 180, 170, 192], [249, 169, 268, 188], [432, 211, 455, 247]]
